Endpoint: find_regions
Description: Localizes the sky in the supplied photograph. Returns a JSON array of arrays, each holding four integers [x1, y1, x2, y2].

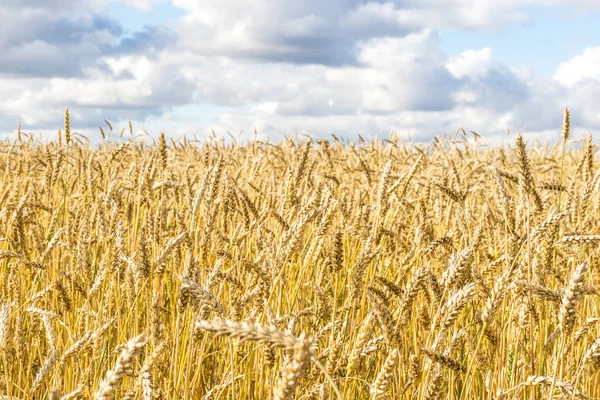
[[1, 0, 600, 144]]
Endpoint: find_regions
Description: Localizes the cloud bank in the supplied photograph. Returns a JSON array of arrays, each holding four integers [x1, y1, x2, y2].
[[1, 0, 599, 143]]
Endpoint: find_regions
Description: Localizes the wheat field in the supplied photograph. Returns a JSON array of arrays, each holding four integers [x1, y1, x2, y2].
[[0, 109, 599, 399]]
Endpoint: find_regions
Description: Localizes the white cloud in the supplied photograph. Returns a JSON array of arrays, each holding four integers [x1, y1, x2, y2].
[[554, 46, 600, 87], [550, 46, 600, 129], [119, 0, 163, 11], [0, 51, 195, 130], [341, 2, 423, 33], [123, 30, 557, 143], [355, 31, 457, 112], [252, 102, 280, 114], [282, 14, 328, 38], [3, 0, 600, 145], [447, 47, 493, 79]]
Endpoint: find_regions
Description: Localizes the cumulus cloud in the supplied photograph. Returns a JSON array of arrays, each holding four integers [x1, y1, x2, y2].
[[3, 0, 600, 144], [174, 0, 505, 66], [554, 47, 600, 87], [447, 48, 493, 79], [0, 0, 176, 77], [110, 26, 177, 55], [551, 50, 600, 129], [0, 0, 189, 133], [119, 0, 164, 11]]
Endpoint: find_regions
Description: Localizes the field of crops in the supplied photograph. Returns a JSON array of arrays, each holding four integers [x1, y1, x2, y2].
[[1, 110, 599, 399]]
